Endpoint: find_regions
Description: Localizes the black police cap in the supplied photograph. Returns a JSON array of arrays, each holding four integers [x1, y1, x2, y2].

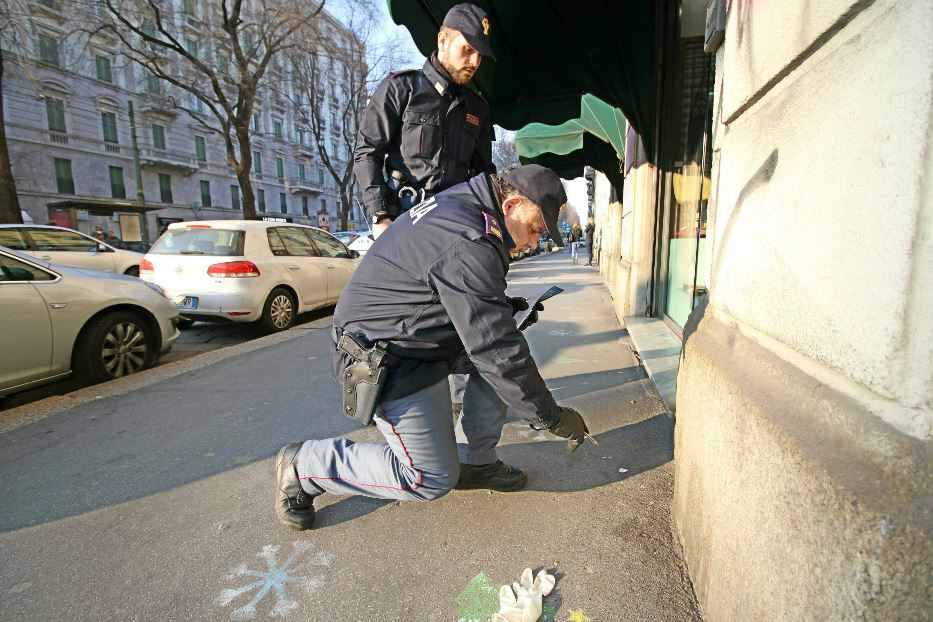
[[502, 164, 567, 242], [442, 3, 496, 61]]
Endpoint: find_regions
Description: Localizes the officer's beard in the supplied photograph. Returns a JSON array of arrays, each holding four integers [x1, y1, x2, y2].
[[437, 49, 476, 86]]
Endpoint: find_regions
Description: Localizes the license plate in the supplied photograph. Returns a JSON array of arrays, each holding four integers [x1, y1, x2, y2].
[[175, 296, 198, 310]]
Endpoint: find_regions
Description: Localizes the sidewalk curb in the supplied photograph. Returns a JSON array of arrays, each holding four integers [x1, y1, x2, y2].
[[0, 324, 322, 435]]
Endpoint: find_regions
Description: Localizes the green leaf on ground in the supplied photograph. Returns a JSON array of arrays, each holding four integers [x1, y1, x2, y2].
[[454, 571, 499, 622], [542, 602, 558, 621]]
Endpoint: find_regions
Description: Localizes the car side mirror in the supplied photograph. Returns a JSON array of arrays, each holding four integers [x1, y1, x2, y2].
[[348, 250, 360, 259]]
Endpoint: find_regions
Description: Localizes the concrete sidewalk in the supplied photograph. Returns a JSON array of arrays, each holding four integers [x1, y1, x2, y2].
[[0, 250, 700, 622]]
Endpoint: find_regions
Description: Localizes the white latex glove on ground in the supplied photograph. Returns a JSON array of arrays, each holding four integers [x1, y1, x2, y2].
[[491, 568, 556, 622]]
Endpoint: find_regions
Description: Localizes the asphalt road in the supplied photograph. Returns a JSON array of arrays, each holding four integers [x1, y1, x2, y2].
[[0, 253, 700, 622], [0, 310, 331, 412]]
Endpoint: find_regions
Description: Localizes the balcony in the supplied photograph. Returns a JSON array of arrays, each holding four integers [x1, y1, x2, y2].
[[139, 147, 199, 174], [139, 94, 178, 116], [287, 177, 322, 194], [296, 142, 315, 158]]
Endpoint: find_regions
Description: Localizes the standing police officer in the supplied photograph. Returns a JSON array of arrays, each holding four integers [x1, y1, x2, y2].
[[353, 3, 496, 238], [274, 165, 591, 530]]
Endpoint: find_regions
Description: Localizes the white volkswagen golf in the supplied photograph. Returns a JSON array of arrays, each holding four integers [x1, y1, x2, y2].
[[140, 221, 360, 332]]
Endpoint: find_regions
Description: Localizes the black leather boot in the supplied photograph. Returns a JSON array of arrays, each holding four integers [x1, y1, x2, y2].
[[455, 460, 528, 492], [274, 443, 316, 530]]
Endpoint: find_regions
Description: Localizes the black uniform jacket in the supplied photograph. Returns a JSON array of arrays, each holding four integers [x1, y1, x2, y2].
[[332, 174, 559, 429], [353, 55, 495, 220]]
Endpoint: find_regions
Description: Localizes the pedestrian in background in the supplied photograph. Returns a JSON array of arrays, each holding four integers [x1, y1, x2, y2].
[[569, 222, 582, 263], [584, 217, 595, 266], [106, 230, 123, 249]]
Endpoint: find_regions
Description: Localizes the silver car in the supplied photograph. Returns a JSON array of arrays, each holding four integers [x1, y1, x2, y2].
[[0, 246, 180, 397], [0, 225, 144, 276], [141, 220, 360, 332]]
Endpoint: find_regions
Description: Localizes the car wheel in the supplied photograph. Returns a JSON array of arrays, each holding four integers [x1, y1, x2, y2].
[[73, 311, 157, 385], [177, 317, 195, 330], [124, 266, 140, 277], [259, 287, 296, 333]]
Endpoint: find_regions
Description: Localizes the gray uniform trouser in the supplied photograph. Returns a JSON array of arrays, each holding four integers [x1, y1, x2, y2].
[[296, 373, 507, 501]]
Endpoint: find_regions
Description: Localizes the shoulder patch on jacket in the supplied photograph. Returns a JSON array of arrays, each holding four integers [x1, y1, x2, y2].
[[390, 69, 418, 78], [483, 213, 503, 243]]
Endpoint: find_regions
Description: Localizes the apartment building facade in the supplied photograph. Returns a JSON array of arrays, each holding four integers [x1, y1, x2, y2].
[[3, 0, 363, 249]]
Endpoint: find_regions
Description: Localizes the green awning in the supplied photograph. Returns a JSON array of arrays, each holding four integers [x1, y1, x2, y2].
[[387, 1, 659, 151], [515, 94, 626, 160], [520, 133, 624, 197], [515, 94, 626, 194]]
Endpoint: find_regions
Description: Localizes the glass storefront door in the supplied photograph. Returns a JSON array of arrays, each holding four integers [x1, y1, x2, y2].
[[664, 42, 713, 328]]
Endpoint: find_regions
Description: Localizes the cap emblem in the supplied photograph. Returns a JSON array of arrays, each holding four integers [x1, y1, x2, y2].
[[482, 17, 490, 36]]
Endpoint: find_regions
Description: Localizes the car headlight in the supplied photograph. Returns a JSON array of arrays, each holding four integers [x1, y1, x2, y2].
[[144, 281, 170, 300]]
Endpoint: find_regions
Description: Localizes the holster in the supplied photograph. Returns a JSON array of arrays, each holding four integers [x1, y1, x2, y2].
[[337, 332, 389, 427]]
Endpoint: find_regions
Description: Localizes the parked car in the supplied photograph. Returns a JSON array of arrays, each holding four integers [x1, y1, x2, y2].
[[348, 233, 375, 256], [0, 225, 144, 276], [333, 230, 369, 246], [0, 246, 180, 397], [140, 220, 360, 332]]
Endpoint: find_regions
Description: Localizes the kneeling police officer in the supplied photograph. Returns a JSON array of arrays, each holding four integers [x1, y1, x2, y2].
[[274, 165, 590, 530]]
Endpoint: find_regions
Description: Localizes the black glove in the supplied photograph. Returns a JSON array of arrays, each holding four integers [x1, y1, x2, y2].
[[506, 296, 544, 329], [546, 406, 590, 454]]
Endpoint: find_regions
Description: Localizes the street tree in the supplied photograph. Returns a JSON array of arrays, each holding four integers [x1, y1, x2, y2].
[[88, 0, 325, 220], [492, 127, 519, 172], [0, 0, 31, 224], [287, 0, 408, 231]]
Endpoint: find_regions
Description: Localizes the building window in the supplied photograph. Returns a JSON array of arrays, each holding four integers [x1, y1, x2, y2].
[[38, 34, 59, 66], [230, 185, 240, 210], [275, 156, 284, 180], [318, 167, 324, 184], [54, 158, 74, 194], [181, 0, 194, 15], [297, 162, 305, 180], [194, 135, 206, 161], [158, 173, 173, 203], [46, 97, 66, 133], [109, 166, 126, 199], [320, 198, 326, 214], [146, 75, 160, 94], [257, 189, 266, 211], [301, 195, 308, 215], [252, 113, 260, 132], [200, 180, 212, 207], [190, 93, 202, 112], [95, 55, 112, 82], [279, 192, 287, 213], [152, 124, 166, 149], [101, 111, 118, 144], [253, 151, 262, 174], [273, 120, 283, 140], [185, 38, 198, 58]]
